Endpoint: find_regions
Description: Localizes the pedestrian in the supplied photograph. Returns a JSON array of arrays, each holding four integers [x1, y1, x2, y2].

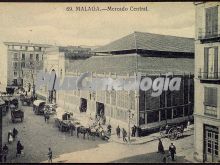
[[107, 124, 112, 135], [2, 144, 8, 162], [13, 128, 18, 139], [116, 125, 120, 138], [16, 141, 23, 157], [44, 111, 50, 123], [131, 125, 137, 137], [122, 128, 127, 142], [48, 148, 52, 163], [8, 130, 13, 144], [169, 143, 176, 161], [158, 138, 165, 154]]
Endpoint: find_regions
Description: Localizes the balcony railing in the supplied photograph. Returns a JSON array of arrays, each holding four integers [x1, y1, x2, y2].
[[198, 28, 220, 40], [198, 68, 220, 80], [204, 105, 217, 117]]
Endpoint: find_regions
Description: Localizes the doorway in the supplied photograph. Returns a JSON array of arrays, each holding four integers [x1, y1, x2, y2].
[[204, 124, 219, 162], [96, 102, 104, 117], [80, 98, 87, 112]]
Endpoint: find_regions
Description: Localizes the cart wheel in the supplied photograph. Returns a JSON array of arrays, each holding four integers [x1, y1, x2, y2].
[[168, 128, 178, 141], [177, 128, 183, 137], [159, 126, 166, 137]]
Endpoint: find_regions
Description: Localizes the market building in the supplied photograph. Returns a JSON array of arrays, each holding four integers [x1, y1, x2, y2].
[[42, 31, 195, 136], [194, 2, 220, 162]]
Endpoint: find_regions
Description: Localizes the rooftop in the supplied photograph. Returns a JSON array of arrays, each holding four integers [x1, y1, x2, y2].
[[66, 54, 194, 76], [46, 46, 92, 59], [93, 31, 194, 54], [4, 42, 52, 48]]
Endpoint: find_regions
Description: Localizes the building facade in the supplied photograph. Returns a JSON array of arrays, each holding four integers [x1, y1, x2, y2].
[[4, 42, 51, 90], [194, 2, 220, 162], [44, 32, 195, 136], [38, 46, 92, 102]]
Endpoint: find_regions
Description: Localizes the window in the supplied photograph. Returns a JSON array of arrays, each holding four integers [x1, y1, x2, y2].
[[22, 53, 25, 60], [167, 108, 172, 119], [36, 54, 39, 61], [204, 47, 218, 79], [30, 54, 33, 60], [13, 62, 18, 69], [204, 87, 217, 107], [13, 53, 18, 60], [173, 107, 184, 118], [147, 111, 159, 123], [204, 87, 217, 116], [205, 6, 218, 37], [14, 71, 17, 77], [21, 62, 25, 68], [139, 112, 145, 125]]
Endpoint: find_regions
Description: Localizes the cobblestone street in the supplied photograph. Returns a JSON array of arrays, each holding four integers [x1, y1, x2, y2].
[[2, 105, 106, 163]]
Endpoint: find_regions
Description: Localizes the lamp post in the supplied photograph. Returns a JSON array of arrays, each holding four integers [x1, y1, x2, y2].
[[127, 90, 132, 143], [128, 109, 131, 143]]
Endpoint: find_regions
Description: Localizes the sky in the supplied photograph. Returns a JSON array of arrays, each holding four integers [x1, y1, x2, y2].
[[0, 2, 195, 85]]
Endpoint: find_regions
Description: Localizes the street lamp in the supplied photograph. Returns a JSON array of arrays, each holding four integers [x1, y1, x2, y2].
[[127, 90, 132, 143]]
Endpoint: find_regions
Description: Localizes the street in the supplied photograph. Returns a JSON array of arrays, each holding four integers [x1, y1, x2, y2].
[[2, 104, 196, 163], [2, 105, 106, 163]]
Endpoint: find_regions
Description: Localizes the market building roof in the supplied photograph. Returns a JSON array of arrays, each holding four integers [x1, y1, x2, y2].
[[93, 31, 194, 55], [66, 54, 194, 76], [46, 46, 93, 59]]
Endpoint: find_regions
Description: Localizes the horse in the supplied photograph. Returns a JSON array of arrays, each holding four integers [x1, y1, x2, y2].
[[76, 126, 90, 139]]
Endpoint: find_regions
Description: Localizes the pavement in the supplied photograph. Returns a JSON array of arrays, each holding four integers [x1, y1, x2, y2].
[[109, 125, 194, 145], [41, 128, 197, 163]]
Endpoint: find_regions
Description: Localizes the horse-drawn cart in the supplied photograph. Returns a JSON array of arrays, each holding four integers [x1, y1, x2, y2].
[[160, 124, 185, 140], [11, 109, 24, 123], [20, 94, 33, 106]]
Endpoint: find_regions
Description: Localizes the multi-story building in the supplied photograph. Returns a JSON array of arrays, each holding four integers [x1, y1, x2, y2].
[[44, 31, 195, 136], [194, 2, 220, 162], [38, 46, 92, 101], [4, 42, 52, 90]]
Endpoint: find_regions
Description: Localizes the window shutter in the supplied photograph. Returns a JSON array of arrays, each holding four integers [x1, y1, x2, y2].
[[204, 87, 208, 105], [214, 47, 218, 78], [206, 8, 212, 36], [212, 6, 218, 35], [204, 47, 209, 78], [212, 88, 217, 107]]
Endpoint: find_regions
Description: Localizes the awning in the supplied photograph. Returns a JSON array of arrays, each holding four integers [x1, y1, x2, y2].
[[0, 99, 5, 105], [33, 100, 46, 106]]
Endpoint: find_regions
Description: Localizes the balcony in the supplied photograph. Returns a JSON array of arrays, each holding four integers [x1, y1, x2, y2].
[[198, 28, 220, 43], [198, 68, 220, 84]]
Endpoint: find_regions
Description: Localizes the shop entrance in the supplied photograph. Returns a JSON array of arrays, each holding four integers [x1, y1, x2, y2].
[[204, 125, 219, 162], [96, 102, 104, 117], [80, 98, 87, 112]]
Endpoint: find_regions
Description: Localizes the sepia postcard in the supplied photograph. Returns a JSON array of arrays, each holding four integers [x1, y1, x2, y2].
[[0, 1, 219, 163]]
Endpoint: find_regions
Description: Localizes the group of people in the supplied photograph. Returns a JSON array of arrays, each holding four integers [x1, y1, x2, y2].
[[116, 125, 128, 142], [3, 128, 24, 162], [157, 139, 177, 162], [116, 125, 138, 142]]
